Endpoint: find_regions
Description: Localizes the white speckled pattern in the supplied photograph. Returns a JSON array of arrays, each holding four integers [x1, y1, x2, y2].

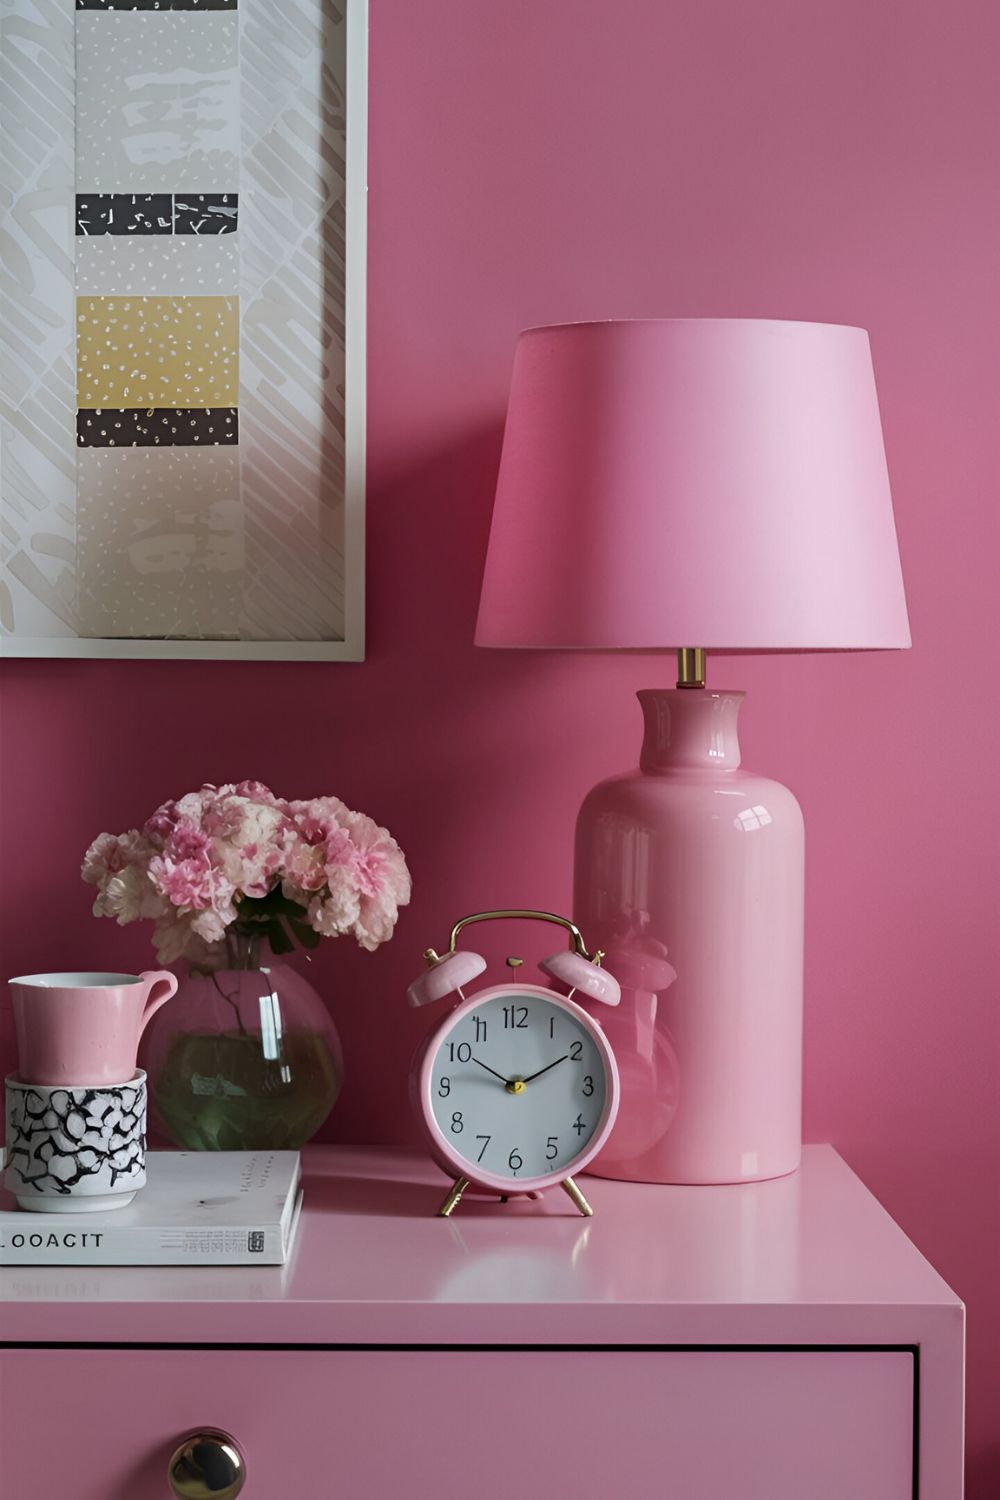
[[75, 10, 239, 192], [77, 445, 241, 638]]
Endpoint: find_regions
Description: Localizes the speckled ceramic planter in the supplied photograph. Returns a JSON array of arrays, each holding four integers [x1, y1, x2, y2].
[[4, 1071, 146, 1212]]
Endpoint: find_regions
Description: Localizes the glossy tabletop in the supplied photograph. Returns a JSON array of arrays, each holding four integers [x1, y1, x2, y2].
[[0, 1145, 961, 1348]]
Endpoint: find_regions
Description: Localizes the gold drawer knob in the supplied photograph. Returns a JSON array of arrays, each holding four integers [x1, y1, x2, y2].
[[167, 1429, 246, 1499]]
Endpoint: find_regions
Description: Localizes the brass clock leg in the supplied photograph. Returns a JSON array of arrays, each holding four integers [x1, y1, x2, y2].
[[561, 1177, 594, 1217], [438, 1176, 471, 1217]]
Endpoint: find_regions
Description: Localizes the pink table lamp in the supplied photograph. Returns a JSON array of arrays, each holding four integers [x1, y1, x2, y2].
[[476, 319, 910, 1185]]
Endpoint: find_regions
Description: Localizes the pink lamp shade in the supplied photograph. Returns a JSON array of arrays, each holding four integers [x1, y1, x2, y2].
[[475, 319, 910, 651]]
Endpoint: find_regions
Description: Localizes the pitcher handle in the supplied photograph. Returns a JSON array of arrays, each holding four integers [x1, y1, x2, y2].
[[139, 970, 179, 1034]]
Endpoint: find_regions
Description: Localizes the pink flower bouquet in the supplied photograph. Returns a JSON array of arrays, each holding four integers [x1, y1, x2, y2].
[[82, 782, 412, 965]]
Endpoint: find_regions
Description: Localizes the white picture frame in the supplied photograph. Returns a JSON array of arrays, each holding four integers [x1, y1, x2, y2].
[[0, 0, 367, 661]]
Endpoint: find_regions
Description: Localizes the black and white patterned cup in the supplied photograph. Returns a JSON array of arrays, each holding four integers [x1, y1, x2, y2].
[[3, 1071, 147, 1213]]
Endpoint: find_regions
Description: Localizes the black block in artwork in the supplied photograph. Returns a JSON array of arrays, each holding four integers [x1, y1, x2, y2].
[[76, 194, 173, 236], [77, 2, 236, 10], [173, 194, 239, 234], [77, 408, 239, 447]]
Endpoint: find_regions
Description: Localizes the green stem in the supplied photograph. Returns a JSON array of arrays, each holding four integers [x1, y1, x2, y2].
[[210, 963, 250, 1037]]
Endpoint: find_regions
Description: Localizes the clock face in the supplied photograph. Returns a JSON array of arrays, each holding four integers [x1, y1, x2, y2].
[[427, 987, 611, 1184]]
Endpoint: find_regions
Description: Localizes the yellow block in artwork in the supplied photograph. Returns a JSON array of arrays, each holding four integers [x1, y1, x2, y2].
[[76, 295, 239, 409]]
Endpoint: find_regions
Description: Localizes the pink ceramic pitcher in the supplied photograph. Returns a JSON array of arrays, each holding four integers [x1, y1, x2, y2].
[[8, 971, 178, 1086]]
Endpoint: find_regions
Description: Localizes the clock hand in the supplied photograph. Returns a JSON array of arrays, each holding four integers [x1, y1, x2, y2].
[[519, 1054, 569, 1085], [470, 1055, 510, 1086]]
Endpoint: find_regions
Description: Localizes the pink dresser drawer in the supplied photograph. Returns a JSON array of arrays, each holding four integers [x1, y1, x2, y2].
[[0, 1345, 914, 1499]]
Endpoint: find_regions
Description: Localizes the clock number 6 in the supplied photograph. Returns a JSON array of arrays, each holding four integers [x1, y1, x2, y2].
[[508, 1148, 523, 1172]]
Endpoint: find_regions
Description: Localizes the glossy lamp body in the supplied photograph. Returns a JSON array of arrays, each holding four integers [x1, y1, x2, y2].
[[575, 690, 804, 1183]]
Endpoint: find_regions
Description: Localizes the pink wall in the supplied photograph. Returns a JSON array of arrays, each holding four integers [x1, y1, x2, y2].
[[1, 0, 997, 1485]]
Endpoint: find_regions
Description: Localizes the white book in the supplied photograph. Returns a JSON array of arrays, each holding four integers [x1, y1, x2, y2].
[[0, 1151, 302, 1266]]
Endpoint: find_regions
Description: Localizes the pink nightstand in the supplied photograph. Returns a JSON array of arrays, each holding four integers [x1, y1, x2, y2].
[[0, 1145, 963, 1498]]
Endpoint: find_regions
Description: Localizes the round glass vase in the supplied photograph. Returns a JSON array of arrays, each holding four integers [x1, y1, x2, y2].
[[142, 930, 343, 1151]]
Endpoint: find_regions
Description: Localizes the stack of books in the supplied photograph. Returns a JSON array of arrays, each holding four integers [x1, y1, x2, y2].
[[0, 1150, 302, 1266]]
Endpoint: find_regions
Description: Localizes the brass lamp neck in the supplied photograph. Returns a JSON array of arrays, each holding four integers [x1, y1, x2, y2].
[[676, 647, 706, 689]]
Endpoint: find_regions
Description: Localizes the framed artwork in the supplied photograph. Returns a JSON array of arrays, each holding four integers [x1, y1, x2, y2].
[[1, 0, 366, 660]]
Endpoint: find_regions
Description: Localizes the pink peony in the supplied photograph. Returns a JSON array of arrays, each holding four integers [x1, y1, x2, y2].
[[341, 812, 412, 951], [287, 796, 350, 844], [149, 852, 217, 910], [308, 885, 361, 938], [282, 837, 329, 899], [82, 829, 153, 883], [164, 818, 211, 862], [82, 831, 165, 924]]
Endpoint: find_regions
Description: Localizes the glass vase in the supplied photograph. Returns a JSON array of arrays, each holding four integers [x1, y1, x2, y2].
[[141, 930, 343, 1151]]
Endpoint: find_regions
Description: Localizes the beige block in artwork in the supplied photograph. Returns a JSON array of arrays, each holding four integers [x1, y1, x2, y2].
[[76, 295, 239, 409], [77, 446, 242, 640]]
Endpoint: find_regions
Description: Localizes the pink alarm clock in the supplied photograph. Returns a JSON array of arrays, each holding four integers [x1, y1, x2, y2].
[[407, 909, 621, 1217]]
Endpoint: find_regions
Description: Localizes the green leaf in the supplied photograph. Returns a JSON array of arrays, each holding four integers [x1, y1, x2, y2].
[[236, 890, 311, 922], [266, 917, 296, 955], [289, 918, 322, 950]]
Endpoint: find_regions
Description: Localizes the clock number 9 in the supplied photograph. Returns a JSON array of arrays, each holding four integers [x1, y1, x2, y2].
[[438, 1077, 451, 1097]]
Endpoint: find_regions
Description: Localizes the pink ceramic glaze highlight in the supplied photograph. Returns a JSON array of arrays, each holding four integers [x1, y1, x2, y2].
[[538, 949, 621, 1004], [406, 950, 488, 1007], [576, 690, 804, 1184], [9, 970, 177, 1086], [476, 320, 910, 651]]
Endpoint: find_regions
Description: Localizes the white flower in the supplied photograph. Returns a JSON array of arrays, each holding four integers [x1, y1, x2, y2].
[[93, 865, 164, 925]]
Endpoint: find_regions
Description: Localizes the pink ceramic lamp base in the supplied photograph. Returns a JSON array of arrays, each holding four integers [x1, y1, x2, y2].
[[575, 688, 804, 1185]]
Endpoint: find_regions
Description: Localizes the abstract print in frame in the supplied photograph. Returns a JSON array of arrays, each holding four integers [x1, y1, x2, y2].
[[0, 0, 366, 660]]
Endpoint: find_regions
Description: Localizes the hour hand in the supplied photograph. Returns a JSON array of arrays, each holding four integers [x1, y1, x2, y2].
[[471, 1055, 510, 1085]]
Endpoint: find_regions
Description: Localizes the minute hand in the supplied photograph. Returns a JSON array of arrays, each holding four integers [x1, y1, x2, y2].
[[520, 1054, 569, 1085]]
